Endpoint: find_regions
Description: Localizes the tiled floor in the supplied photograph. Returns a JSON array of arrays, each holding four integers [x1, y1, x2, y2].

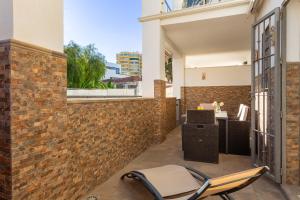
[[282, 184, 300, 200], [81, 127, 286, 200]]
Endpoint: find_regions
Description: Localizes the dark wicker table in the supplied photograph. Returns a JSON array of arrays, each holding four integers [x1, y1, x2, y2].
[[215, 111, 229, 154]]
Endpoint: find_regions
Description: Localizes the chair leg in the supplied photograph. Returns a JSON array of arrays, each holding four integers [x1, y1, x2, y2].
[[220, 195, 228, 200], [220, 194, 234, 200]]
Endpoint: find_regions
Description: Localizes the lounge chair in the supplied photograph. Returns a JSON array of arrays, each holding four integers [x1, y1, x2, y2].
[[121, 165, 269, 200]]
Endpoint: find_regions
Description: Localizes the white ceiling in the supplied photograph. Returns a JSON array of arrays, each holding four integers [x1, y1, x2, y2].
[[163, 14, 253, 55]]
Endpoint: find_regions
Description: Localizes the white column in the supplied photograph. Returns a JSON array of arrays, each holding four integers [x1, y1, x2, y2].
[[173, 55, 185, 99], [0, 0, 64, 53], [142, 20, 166, 97]]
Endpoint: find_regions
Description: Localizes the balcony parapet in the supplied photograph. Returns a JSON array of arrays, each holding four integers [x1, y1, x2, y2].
[[140, 0, 251, 23]]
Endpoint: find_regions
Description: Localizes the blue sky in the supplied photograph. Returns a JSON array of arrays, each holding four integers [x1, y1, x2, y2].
[[64, 0, 142, 63]]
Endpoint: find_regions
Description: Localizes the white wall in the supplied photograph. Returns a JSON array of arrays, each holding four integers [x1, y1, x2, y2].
[[13, 0, 64, 52], [286, 0, 300, 62], [255, 0, 300, 62], [0, 0, 64, 52], [67, 89, 138, 97], [256, 0, 284, 19], [0, 0, 13, 41], [186, 50, 251, 68], [184, 65, 251, 87], [164, 37, 185, 99], [173, 55, 185, 98]]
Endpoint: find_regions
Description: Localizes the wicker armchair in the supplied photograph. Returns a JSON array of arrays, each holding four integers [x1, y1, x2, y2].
[[182, 110, 219, 163]]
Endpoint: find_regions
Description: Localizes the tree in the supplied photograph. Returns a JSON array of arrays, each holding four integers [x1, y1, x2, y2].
[[65, 41, 107, 88], [106, 80, 116, 89]]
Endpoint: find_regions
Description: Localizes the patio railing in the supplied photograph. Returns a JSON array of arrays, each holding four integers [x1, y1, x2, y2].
[[67, 88, 142, 98], [162, 0, 234, 13]]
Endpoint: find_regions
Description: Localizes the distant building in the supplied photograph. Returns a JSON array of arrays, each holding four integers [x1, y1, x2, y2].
[[103, 76, 142, 89], [103, 62, 128, 80], [116, 52, 142, 77], [103, 62, 140, 89]]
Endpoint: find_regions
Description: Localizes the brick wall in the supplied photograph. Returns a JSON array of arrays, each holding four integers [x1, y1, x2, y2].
[[0, 42, 12, 200], [7, 40, 68, 199], [166, 98, 176, 133], [0, 40, 177, 199], [66, 99, 157, 198], [154, 80, 167, 142], [181, 86, 251, 118], [286, 62, 300, 185]]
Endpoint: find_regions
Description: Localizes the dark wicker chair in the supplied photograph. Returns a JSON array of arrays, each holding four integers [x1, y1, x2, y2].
[[228, 105, 251, 155], [182, 110, 219, 163]]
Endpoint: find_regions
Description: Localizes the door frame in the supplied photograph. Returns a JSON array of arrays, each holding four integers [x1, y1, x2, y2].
[[251, 8, 282, 184]]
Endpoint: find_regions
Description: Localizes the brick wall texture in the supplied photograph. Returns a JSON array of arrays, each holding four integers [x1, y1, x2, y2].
[[286, 62, 300, 185], [154, 80, 167, 142], [66, 99, 157, 198], [166, 98, 177, 134], [8, 40, 68, 200], [0, 42, 12, 200], [0, 40, 177, 199], [181, 86, 251, 118]]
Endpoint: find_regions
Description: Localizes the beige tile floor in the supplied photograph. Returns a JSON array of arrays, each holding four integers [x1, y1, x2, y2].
[[81, 127, 286, 200]]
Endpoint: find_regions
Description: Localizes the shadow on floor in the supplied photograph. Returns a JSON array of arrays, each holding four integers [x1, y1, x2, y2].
[[81, 126, 286, 200]]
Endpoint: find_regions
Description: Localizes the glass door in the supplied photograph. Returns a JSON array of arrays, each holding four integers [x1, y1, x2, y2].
[[251, 8, 282, 183]]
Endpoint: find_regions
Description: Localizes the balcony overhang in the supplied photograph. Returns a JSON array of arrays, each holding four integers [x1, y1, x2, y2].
[[140, 0, 252, 24], [163, 13, 253, 56]]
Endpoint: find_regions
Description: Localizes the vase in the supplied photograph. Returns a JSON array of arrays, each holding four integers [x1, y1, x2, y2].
[[215, 105, 221, 113]]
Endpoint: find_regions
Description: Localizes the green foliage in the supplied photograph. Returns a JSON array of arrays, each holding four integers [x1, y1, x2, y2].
[[165, 57, 173, 83], [65, 41, 107, 88], [106, 80, 116, 89]]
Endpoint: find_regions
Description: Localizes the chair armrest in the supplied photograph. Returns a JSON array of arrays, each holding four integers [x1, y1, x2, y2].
[[121, 171, 164, 200], [185, 166, 211, 181], [228, 120, 250, 129]]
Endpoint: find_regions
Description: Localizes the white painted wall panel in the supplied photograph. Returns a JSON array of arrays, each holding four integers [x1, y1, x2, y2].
[[185, 65, 251, 86], [186, 50, 251, 68], [12, 0, 64, 52], [286, 0, 300, 62]]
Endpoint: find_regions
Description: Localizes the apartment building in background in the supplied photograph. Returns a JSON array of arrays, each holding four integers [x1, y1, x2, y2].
[[103, 62, 128, 80], [116, 52, 142, 77]]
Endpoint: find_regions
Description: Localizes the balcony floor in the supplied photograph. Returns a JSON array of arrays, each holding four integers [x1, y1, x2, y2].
[[81, 126, 286, 200]]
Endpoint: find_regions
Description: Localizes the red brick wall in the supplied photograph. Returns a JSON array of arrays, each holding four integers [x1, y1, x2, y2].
[[181, 86, 251, 118], [286, 62, 300, 185]]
